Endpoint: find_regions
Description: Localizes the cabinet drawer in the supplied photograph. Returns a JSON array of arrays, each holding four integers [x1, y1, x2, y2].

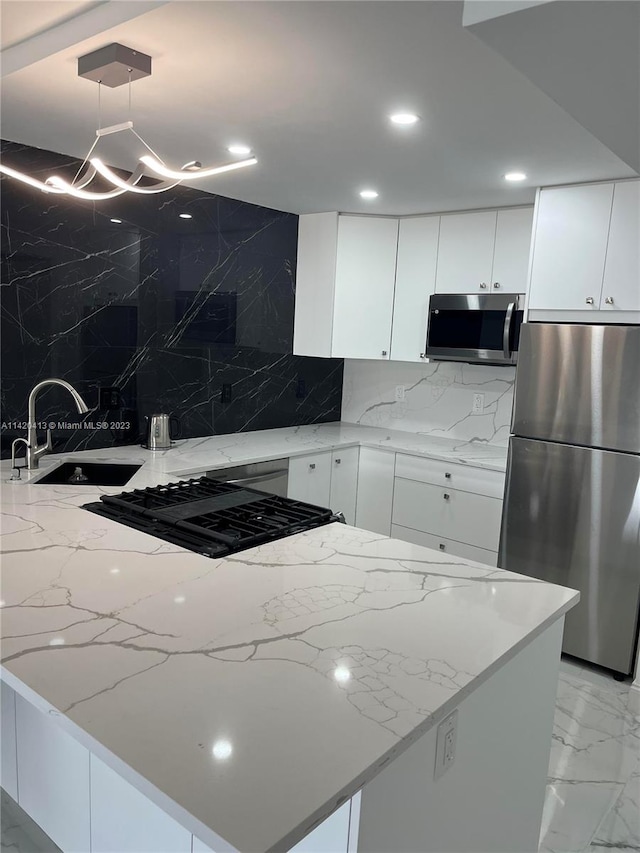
[[395, 454, 505, 498], [392, 478, 502, 552], [391, 525, 497, 567]]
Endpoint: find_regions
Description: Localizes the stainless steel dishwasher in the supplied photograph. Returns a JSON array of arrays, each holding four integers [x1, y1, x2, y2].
[[206, 458, 289, 497]]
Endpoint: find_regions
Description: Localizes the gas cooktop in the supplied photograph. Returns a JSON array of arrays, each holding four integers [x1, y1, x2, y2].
[[83, 476, 338, 558]]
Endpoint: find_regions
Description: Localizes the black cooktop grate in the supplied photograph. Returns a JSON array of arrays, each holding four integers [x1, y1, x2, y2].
[[83, 476, 336, 557]]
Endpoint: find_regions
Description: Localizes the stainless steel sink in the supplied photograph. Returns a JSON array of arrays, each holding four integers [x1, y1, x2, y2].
[[33, 461, 141, 486]]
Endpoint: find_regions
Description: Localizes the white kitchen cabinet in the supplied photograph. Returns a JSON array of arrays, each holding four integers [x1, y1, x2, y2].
[[288, 452, 332, 507], [390, 216, 440, 362], [332, 216, 399, 359], [492, 207, 534, 293], [602, 180, 640, 311], [288, 448, 359, 523], [293, 213, 398, 360], [355, 448, 395, 536], [392, 477, 502, 552], [394, 453, 505, 499], [329, 446, 359, 524], [15, 694, 90, 852], [528, 183, 614, 312], [90, 754, 191, 853], [1, 681, 18, 800], [391, 524, 498, 567], [435, 211, 497, 293]]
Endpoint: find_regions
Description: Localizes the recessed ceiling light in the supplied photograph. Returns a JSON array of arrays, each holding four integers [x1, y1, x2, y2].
[[390, 113, 420, 126], [110, 218, 122, 224], [228, 144, 252, 156], [359, 189, 379, 200], [212, 739, 233, 760], [504, 172, 527, 182], [179, 213, 193, 219]]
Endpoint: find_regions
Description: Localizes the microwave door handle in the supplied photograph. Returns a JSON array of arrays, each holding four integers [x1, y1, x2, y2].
[[503, 301, 515, 359]]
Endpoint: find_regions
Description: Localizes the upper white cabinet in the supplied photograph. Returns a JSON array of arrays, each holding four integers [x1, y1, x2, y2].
[[390, 216, 440, 363], [293, 213, 398, 360], [492, 208, 535, 293], [528, 179, 639, 316], [294, 206, 534, 362], [332, 216, 399, 359], [528, 183, 614, 311], [435, 211, 496, 293], [435, 208, 533, 294], [602, 181, 640, 311]]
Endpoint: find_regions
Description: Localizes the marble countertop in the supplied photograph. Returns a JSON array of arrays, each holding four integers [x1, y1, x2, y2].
[[0, 423, 574, 853], [4, 421, 508, 491]]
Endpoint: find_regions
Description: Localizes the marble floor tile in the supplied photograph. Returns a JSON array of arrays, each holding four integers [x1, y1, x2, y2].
[[589, 772, 640, 852], [540, 658, 640, 853], [0, 791, 60, 853]]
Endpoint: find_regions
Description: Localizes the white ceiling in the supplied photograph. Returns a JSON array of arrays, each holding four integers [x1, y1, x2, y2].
[[0, 0, 636, 215], [0, 0, 101, 50]]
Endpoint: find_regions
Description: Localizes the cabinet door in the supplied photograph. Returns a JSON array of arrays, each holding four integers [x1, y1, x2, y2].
[[435, 211, 496, 293], [528, 184, 614, 311], [329, 446, 359, 524], [1, 682, 18, 800], [355, 448, 395, 535], [391, 525, 498, 567], [16, 695, 90, 852], [392, 478, 502, 552], [491, 208, 533, 294], [91, 755, 191, 853], [390, 216, 440, 362], [293, 212, 339, 357], [331, 216, 399, 359], [288, 452, 332, 507], [602, 180, 640, 311]]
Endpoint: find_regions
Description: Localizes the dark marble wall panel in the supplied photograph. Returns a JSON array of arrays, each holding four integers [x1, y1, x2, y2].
[[0, 140, 343, 457]]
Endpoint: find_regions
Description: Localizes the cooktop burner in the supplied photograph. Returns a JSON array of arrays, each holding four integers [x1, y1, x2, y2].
[[83, 476, 337, 558]]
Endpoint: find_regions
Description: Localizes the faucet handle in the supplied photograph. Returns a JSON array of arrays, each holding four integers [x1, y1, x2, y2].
[[45, 428, 53, 451]]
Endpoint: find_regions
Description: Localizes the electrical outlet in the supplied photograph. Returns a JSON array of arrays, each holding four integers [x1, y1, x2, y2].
[[472, 393, 485, 414], [221, 383, 232, 403], [296, 378, 306, 399], [99, 387, 120, 409], [395, 384, 405, 402], [434, 709, 458, 779]]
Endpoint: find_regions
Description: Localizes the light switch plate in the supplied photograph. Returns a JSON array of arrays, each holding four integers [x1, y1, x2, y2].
[[435, 709, 458, 779]]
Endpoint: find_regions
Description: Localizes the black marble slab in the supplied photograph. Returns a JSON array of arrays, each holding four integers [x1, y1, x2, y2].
[[0, 140, 343, 458]]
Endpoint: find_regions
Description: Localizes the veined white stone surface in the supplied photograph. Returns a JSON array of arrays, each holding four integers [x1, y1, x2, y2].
[[342, 360, 515, 445], [1, 428, 575, 852], [4, 421, 508, 491]]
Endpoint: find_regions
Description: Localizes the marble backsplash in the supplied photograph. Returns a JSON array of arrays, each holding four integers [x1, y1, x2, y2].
[[0, 140, 343, 457], [342, 359, 515, 445]]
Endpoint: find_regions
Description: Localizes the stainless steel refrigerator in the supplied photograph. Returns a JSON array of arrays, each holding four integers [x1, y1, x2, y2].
[[499, 323, 640, 676]]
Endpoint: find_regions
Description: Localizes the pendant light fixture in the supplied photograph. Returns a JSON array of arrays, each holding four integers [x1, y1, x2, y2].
[[0, 44, 257, 200]]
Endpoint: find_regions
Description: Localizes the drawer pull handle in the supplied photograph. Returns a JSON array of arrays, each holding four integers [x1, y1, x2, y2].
[[443, 493, 450, 501], [309, 463, 316, 470], [335, 458, 341, 465], [439, 543, 446, 551], [605, 296, 614, 305], [381, 350, 388, 357], [479, 282, 487, 289], [585, 296, 594, 305], [445, 472, 451, 479]]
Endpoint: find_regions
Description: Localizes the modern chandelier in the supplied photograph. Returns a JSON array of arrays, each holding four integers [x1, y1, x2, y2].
[[0, 44, 257, 200]]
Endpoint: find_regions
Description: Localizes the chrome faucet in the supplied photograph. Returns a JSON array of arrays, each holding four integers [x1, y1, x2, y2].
[[26, 379, 90, 469]]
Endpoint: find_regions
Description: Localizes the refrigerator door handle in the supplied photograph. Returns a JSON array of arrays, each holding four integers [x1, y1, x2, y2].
[[502, 301, 515, 360]]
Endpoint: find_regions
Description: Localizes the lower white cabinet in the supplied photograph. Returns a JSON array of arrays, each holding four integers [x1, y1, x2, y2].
[[91, 754, 191, 852], [15, 695, 91, 853], [288, 452, 332, 507], [391, 524, 498, 567], [355, 448, 395, 536], [288, 448, 359, 524], [392, 477, 502, 553], [329, 447, 359, 524], [1, 681, 18, 800]]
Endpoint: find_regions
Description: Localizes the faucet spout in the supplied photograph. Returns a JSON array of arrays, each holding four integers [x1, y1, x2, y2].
[[26, 379, 90, 469]]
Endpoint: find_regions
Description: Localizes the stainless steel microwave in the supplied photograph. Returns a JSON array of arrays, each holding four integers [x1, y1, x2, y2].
[[425, 293, 524, 366]]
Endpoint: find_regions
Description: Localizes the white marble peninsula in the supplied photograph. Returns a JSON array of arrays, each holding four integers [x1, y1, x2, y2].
[[0, 425, 578, 853]]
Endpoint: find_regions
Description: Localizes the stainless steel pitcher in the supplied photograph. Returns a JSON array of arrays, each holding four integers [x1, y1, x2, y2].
[[144, 414, 180, 450]]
